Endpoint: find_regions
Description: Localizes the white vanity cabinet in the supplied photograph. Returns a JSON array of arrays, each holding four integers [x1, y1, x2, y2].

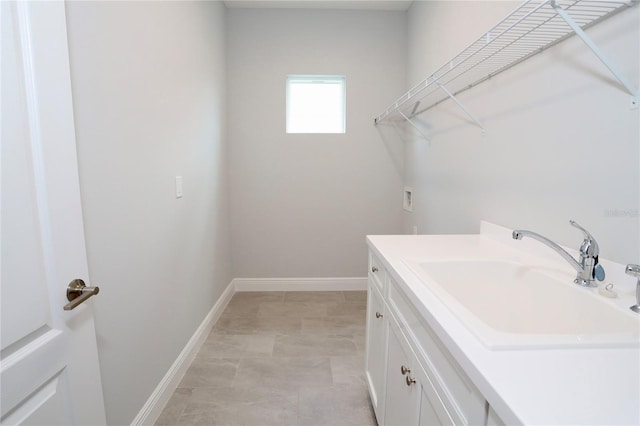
[[367, 230, 640, 425], [366, 249, 487, 426]]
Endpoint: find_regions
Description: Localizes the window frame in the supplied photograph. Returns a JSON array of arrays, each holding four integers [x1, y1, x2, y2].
[[285, 74, 346, 134]]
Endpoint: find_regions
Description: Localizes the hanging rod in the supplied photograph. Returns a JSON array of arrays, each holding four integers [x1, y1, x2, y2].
[[374, 0, 637, 125]]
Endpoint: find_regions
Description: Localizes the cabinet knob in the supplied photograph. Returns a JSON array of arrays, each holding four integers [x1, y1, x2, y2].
[[376, 312, 383, 319], [371, 266, 379, 273], [406, 375, 416, 386], [400, 365, 410, 375]]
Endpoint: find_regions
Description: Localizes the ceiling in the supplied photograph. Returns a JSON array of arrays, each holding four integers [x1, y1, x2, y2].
[[223, 1, 413, 11]]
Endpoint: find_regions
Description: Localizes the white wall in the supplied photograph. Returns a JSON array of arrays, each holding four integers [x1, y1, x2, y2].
[[403, 1, 639, 264], [227, 9, 406, 278], [65, 2, 230, 424]]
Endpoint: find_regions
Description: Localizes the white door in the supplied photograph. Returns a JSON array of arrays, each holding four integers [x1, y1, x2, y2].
[[1, 1, 107, 424]]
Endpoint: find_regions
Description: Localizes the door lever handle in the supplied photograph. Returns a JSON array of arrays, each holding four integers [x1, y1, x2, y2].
[[64, 279, 99, 311]]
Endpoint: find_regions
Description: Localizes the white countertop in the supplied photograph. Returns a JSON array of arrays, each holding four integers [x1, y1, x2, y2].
[[367, 222, 640, 425]]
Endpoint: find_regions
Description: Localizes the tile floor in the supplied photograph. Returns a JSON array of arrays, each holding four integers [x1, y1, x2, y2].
[[155, 291, 377, 426]]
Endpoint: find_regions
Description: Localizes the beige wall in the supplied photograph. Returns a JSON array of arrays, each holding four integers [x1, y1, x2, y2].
[[65, 2, 230, 424], [227, 9, 406, 278], [403, 1, 639, 263]]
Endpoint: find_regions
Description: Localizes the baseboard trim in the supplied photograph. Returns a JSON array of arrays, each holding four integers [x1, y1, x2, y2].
[[232, 277, 367, 292], [131, 280, 235, 426]]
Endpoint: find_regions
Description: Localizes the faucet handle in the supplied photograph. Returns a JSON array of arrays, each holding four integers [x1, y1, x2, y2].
[[569, 220, 599, 257], [569, 220, 593, 240], [626, 264, 640, 278]]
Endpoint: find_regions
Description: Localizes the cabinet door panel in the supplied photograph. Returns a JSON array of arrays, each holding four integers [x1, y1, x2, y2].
[[419, 379, 454, 426], [419, 389, 440, 426], [384, 324, 421, 426], [366, 283, 387, 423], [487, 406, 505, 426]]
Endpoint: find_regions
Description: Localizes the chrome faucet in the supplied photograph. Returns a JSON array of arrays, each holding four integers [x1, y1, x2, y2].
[[512, 220, 605, 288], [625, 264, 640, 313]]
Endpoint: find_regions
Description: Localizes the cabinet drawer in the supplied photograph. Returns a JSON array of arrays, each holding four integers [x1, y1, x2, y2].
[[368, 251, 385, 294], [389, 277, 486, 426]]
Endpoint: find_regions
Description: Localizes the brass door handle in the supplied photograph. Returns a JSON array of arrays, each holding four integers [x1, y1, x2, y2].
[[64, 279, 99, 311]]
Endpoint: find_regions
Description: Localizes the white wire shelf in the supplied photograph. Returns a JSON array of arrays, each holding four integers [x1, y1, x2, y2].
[[374, 0, 638, 126]]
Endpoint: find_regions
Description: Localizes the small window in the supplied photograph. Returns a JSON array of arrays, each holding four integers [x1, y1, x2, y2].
[[286, 75, 346, 134]]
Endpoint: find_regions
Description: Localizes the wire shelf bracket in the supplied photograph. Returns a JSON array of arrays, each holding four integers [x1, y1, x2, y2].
[[435, 82, 486, 133], [374, 0, 640, 126], [398, 110, 431, 142], [551, 0, 639, 109]]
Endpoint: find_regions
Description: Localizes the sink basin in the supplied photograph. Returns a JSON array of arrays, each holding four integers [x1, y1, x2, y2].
[[404, 259, 640, 350]]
